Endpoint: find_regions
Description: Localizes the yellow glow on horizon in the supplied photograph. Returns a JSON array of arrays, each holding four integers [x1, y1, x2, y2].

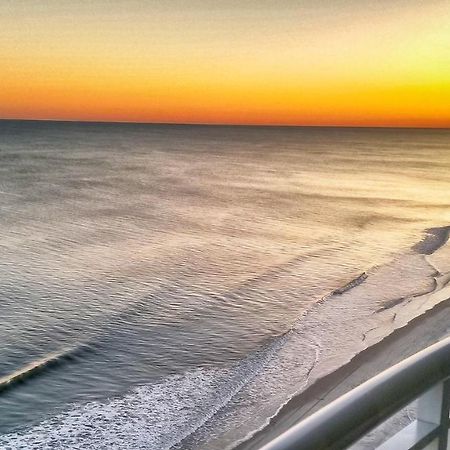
[[1, 1, 449, 127]]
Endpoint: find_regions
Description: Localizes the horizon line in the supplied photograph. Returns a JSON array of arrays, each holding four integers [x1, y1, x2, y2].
[[0, 117, 449, 131]]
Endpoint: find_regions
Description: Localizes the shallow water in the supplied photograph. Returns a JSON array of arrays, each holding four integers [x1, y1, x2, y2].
[[0, 121, 449, 449]]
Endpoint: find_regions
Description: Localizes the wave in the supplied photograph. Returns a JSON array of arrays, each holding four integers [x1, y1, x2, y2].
[[0, 332, 297, 450], [330, 272, 368, 296], [0, 368, 226, 450], [0, 343, 97, 395]]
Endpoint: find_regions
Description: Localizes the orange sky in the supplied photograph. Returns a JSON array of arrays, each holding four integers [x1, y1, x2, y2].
[[1, 1, 449, 127]]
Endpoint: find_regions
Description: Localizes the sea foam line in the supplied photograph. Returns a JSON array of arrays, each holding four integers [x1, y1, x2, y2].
[[0, 336, 295, 450]]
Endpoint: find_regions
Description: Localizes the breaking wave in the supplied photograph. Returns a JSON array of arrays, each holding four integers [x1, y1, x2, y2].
[[0, 343, 97, 394]]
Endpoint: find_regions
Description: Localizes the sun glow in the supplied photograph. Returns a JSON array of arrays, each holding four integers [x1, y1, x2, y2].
[[1, 1, 449, 127]]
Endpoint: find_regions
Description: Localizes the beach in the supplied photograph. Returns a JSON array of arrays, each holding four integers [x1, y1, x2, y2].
[[236, 235, 450, 449]]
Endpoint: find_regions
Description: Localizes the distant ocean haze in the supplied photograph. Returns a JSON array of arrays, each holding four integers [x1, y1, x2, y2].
[[0, 121, 449, 449]]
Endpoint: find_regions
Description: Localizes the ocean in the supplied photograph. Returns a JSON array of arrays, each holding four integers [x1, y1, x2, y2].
[[0, 120, 449, 449]]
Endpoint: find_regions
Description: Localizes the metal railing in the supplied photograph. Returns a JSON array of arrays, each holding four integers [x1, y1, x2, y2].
[[260, 335, 450, 450]]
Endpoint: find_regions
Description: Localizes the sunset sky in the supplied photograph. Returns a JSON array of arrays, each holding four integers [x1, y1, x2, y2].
[[1, 0, 449, 127]]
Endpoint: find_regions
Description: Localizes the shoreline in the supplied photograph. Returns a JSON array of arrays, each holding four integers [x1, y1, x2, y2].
[[233, 226, 450, 449], [235, 285, 450, 450]]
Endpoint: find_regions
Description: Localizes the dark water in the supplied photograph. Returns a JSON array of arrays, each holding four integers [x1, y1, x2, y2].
[[0, 121, 449, 449]]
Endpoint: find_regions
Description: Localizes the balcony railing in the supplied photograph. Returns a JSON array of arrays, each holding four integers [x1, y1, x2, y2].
[[260, 335, 450, 450]]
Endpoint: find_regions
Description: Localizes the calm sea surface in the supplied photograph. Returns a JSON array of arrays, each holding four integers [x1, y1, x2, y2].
[[0, 121, 449, 449]]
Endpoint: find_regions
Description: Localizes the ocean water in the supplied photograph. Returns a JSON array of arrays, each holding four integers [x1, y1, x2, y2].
[[0, 121, 449, 449]]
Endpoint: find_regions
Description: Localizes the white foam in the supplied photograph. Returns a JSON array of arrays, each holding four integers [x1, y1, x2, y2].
[[0, 368, 234, 450], [0, 333, 284, 450]]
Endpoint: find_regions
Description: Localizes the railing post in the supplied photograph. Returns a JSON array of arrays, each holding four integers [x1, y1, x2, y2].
[[438, 380, 450, 450], [416, 379, 450, 450], [417, 383, 443, 450]]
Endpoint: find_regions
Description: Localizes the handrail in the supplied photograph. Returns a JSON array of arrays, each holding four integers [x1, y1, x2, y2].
[[260, 335, 450, 450]]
